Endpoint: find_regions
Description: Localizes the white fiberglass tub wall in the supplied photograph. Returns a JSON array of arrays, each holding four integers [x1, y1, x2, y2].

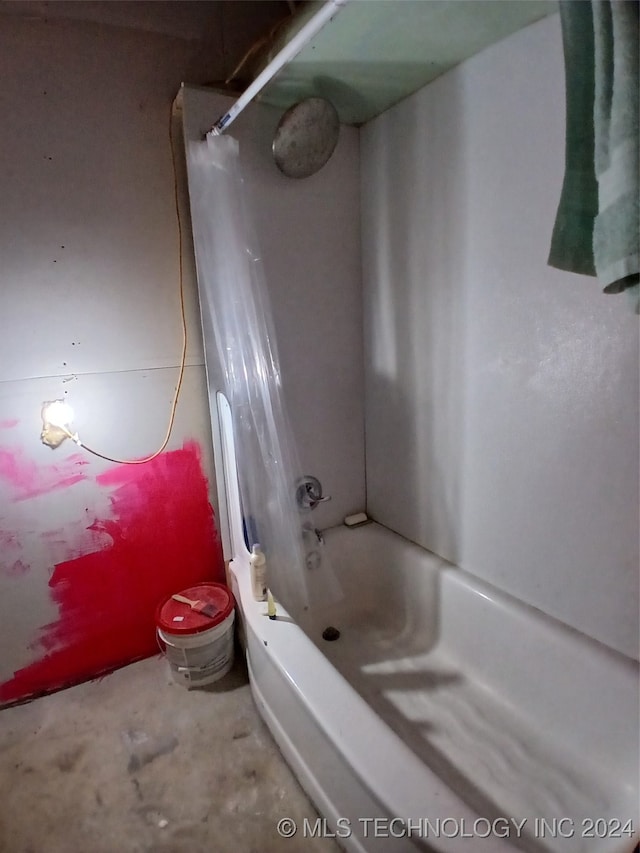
[[361, 12, 639, 660], [218, 394, 638, 853]]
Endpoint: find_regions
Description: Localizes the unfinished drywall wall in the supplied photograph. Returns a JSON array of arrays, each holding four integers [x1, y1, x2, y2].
[[0, 12, 231, 704], [362, 15, 639, 659]]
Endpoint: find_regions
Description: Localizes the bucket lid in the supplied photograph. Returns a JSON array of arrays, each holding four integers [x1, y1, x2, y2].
[[156, 582, 235, 635]]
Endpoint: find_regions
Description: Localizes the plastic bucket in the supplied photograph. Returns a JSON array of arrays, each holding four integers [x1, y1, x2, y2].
[[156, 583, 235, 689]]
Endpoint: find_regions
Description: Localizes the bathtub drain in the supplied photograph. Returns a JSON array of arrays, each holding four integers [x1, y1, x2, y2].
[[322, 626, 340, 642]]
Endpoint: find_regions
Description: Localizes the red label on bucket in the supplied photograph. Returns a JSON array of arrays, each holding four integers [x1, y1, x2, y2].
[[156, 582, 234, 635]]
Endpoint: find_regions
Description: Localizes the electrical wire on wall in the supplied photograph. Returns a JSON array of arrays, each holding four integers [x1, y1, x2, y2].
[[42, 106, 188, 465]]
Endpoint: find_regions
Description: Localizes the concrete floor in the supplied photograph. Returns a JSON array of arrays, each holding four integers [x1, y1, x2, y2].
[[0, 653, 342, 853]]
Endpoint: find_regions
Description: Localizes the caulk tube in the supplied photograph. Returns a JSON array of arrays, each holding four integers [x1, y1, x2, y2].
[[267, 589, 277, 620]]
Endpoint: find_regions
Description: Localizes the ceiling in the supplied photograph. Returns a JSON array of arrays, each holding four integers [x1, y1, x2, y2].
[[0, 0, 558, 127], [257, 0, 557, 125]]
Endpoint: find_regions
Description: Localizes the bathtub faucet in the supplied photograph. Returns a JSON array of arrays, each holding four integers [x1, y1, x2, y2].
[[295, 475, 331, 511], [302, 522, 324, 545]]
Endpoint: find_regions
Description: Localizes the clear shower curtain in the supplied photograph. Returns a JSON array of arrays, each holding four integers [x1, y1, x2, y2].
[[186, 134, 310, 615]]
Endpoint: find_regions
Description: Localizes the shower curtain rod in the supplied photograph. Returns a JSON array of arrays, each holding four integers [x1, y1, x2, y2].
[[207, 0, 350, 137]]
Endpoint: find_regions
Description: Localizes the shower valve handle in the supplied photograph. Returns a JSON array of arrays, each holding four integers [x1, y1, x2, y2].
[[296, 476, 331, 511]]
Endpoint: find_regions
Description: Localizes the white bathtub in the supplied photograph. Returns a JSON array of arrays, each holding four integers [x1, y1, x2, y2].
[[217, 395, 638, 853], [228, 522, 638, 853]]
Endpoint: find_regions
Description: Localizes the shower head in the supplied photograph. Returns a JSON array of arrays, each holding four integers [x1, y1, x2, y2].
[[272, 97, 340, 179]]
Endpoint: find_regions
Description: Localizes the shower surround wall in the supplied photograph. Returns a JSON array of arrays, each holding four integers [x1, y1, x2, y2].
[[180, 87, 364, 538], [362, 14, 639, 660], [0, 11, 237, 704]]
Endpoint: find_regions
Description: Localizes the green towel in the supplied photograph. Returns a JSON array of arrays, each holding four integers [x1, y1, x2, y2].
[[549, 0, 639, 305], [548, 1, 599, 278], [592, 0, 639, 296]]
